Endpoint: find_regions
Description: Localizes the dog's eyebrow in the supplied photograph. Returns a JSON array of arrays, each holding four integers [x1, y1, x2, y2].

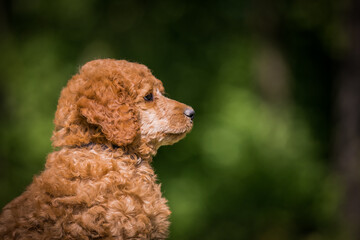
[[159, 90, 169, 97], [155, 88, 166, 95]]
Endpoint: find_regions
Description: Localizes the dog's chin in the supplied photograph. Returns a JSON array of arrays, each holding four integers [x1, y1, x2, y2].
[[165, 132, 187, 144], [160, 125, 192, 146], [157, 133, 185, 147], [161, 126, 192, 146]]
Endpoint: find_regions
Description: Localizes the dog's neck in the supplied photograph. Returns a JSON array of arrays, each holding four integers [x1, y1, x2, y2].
[[79, 142, 120, 150], [74, 142, 146, 165]]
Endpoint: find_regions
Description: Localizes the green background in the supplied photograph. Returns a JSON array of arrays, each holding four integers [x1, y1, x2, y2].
[[0, 0, 351, 239]]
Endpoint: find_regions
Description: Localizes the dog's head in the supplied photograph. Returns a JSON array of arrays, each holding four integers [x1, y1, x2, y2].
[[52, 59, 194, 156]]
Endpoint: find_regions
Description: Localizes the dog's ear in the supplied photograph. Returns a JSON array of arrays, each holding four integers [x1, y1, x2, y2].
[[77, 95, 139, 146]]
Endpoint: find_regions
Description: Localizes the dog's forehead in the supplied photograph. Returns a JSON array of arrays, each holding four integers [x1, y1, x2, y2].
[[126, 64, 164, 90], [79, 59, 165, 93], [138, 76, 164, 92]]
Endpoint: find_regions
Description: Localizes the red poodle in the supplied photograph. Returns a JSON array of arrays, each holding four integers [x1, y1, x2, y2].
[[0, 59, 195, 239]]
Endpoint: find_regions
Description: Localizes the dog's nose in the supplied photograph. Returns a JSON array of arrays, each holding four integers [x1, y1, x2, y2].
[[184, 108, 195, 120]]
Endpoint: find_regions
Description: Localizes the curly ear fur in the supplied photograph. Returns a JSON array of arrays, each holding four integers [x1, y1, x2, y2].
[[77, 96, 139, 146], [51, 59, 142, 148]]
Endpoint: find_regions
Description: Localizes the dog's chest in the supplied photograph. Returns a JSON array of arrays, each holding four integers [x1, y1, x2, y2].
[[50, 149, 171, 237]]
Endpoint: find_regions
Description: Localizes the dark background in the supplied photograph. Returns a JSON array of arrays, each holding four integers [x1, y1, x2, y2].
[[1, 0, 360, 239]]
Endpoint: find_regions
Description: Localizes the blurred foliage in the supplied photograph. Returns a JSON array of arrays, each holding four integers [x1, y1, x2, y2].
[[0, 0, 348, 239]]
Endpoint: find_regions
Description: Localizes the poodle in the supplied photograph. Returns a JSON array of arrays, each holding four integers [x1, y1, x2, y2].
[[0, 59, 195, 239]]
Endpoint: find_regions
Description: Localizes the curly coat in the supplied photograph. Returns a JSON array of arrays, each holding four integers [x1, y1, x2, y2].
[[0, 59, 194, 239]]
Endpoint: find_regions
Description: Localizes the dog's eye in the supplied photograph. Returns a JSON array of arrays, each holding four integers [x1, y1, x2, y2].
[[144, 93, 153, 102]]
